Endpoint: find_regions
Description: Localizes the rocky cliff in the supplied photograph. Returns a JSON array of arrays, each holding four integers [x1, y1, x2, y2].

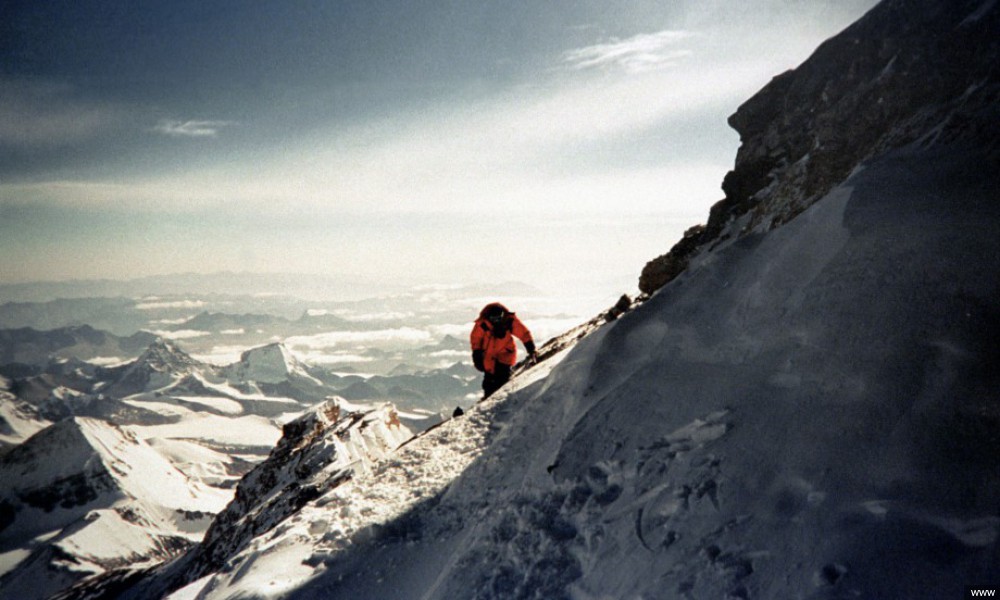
[[641, 0, 999, 294]]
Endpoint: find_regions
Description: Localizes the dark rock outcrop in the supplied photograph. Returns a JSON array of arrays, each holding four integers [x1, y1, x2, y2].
[[640, 0, 1000, 294]]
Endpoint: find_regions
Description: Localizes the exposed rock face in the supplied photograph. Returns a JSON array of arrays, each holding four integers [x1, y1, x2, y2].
[[640, 0, 1000, 294], [638, 224, 706, 296]]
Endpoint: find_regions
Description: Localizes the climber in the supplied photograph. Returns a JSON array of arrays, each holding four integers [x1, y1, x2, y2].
[[470, 302, 537, 399]]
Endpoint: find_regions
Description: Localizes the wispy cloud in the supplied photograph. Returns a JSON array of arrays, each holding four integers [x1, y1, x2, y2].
[[153, 119, 234, 138], [563, 30, 695, 73]]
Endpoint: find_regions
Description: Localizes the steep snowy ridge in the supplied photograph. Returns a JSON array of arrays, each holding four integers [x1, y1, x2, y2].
[[146, 345, 578, 600], [108, 399, 415, 599]]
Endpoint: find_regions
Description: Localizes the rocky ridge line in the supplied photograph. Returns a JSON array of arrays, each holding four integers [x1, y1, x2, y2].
[[640, 0, 1000, 294]]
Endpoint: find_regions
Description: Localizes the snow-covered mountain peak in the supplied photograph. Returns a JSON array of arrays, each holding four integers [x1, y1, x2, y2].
[[135, 338, 200, 372], [223, 342, 315, 385], [98, 338, 209, 398], [0, 415, 230, 599], [0, 416, 107, 484], [0, 416, 209, 512]]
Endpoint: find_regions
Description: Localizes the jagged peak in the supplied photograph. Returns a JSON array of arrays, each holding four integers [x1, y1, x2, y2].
[[1, 416, 127, 477], [136, 338, 200, 369], [179, 397, 409, 583]]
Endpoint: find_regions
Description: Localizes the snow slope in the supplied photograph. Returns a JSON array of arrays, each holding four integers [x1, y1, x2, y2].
[[385, 146, 998, 600], [0, 418, 230, 600], [0, 381, 51, 447]]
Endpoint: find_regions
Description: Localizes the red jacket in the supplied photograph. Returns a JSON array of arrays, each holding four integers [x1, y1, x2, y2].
[[470, 303, 534, 374]]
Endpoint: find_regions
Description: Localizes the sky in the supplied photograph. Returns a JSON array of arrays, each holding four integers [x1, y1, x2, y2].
[[0, 0, 879, 302]]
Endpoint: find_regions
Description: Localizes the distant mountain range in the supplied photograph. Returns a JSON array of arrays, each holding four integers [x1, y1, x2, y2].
[[0, 326, 157, 374], [0, 329, 464, 597], [0, 272, 544, 305], [0, 272, 415, 304]]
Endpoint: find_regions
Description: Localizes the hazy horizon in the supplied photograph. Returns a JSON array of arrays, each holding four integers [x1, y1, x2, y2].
[[1, 0, 880, 302]]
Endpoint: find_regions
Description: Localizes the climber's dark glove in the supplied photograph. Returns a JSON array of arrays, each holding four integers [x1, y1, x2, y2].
[[472, 349, 485, 372], [524, 340, 538, 364]]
